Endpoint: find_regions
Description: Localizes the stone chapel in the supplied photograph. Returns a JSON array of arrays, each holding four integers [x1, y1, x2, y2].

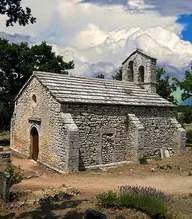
[[11, 49, 186, 173]]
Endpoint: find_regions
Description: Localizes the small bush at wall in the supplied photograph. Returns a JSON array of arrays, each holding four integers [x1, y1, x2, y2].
[[96, 186, 171, 219], [139, 157, 148, 164]]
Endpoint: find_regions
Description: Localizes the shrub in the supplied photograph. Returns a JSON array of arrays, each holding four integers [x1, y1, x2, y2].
[[119, 185, 172, 203], [96, 186, 171, 218], [139, 157, 148, 164], [186, 130, 192, 143], [118, 191, 168, 218], [3, 163, 24, 201], [96, 190, 117, 208], [5, 163, 24, 190], [188, 169, 192, 176]]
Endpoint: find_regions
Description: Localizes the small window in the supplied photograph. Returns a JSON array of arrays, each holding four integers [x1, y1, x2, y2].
[[32, 94, 37, 104]]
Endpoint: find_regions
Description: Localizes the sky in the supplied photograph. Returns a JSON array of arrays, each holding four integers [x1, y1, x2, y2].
[[0, 0, 191, 105]]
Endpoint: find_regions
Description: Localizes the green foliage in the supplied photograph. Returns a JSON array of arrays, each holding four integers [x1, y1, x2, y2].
[[156, 68, 176, 103], [0, 0, 36, 26], [0, 38, 74, 130], [174, 67, 192, 101], [96, 190, 118, 208], [96, 189, 169, 218], [188, 169, 192, 176], [177, 106, 192, 124], [96, 74, 105, 79], [139, 157, 148, 164], [186, 130, 192, 143], [5, 163, 24, 190], [112, 67, 122, 80]]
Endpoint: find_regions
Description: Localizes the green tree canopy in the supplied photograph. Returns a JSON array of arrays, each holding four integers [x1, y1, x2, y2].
[[0, 0, 36, 26], [96, 73, 105, 79], [112, 67, 122, 80], [0, 38, 74, 130], [174, 67, 192, 101], [156, 68, 176, 103]]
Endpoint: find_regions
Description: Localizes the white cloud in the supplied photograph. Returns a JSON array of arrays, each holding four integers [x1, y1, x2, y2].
[[143, 0, 192, 16], [128, 0, 155, 10], [57, 25, 192, 79], [0, 0, 191, 81], [58, 0, 179, 35]]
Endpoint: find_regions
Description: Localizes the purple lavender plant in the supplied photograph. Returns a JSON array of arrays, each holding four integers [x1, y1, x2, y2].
[[119, 185, 172, 203]]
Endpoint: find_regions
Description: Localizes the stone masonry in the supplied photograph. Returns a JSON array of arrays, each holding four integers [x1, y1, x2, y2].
[[11, 49, 186, 173]]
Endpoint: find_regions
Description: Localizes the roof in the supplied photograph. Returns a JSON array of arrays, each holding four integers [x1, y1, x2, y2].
[[19, 71, 175, 107], [122, 49, 157, 65]]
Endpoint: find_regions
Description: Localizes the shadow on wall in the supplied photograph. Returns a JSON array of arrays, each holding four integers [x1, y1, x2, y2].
[[79, 151, 86, 171]]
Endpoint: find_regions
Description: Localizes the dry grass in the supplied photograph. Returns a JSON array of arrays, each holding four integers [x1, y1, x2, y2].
[[0, 131, 10, 141]]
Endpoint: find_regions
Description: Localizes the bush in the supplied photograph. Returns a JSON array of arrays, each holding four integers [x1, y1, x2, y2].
[[139, 157, 148, 164], [186, 130, 192, 143], [96, 186, 171, 218], [5, 163, 24, 190], [96, 190, 118, 208], [2, 163, 24, 201]]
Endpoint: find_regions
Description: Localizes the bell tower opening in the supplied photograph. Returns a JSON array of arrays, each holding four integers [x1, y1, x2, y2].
[[128, 61, 134, 82], [138, 65, 144, 83]]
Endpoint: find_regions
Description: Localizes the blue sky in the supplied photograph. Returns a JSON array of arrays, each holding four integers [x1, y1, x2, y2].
[[177, 14, 192, 42], [0, 0, 191, 105]]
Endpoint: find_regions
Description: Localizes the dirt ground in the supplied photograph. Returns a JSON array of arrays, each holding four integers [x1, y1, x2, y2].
[[1, 150, 192, 218], [11, 151, 192, 197]]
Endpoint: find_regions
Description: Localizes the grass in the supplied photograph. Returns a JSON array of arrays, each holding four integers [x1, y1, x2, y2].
[[96, 186, 172, 219]]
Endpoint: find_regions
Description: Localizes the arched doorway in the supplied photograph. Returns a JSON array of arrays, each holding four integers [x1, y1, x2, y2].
[[30, 127, 39, 161]]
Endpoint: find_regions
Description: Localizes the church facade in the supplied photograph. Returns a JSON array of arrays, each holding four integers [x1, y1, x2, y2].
[[11, 49, 186, 173]]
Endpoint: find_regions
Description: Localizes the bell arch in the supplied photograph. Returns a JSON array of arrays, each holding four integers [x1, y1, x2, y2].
[[138, 65, 144, 83]]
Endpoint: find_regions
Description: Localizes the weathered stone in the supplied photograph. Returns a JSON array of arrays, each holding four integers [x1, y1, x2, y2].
[[10, 49, 186, 173]]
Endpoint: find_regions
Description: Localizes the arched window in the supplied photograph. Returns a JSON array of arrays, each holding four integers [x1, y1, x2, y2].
[[32, 94, 37, 107], [128, 61, 134, 82], [138, 66, 144, 83], [32, 94, 37, 103]]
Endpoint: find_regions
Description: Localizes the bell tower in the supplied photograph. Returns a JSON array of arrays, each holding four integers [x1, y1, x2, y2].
[[122, 49, 157, 93]]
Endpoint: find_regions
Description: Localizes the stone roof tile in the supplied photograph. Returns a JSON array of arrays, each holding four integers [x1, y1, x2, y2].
[[34, 71, 175, 107]]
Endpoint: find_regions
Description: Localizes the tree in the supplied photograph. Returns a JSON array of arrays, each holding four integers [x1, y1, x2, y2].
[[0, 0, 36, 26], [174, 67, 192, 101], [0, 38, 74, 130], [96, 73, 105, 79], [112, 67, 122, 80], [156, 68, 176, 103], [112, 67, 176, 103]]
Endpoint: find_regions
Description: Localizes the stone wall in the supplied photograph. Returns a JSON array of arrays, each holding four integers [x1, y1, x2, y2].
[[11, 77, 185, 173], [11, 77, 68, 172], [62, 103, 183, 170]]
